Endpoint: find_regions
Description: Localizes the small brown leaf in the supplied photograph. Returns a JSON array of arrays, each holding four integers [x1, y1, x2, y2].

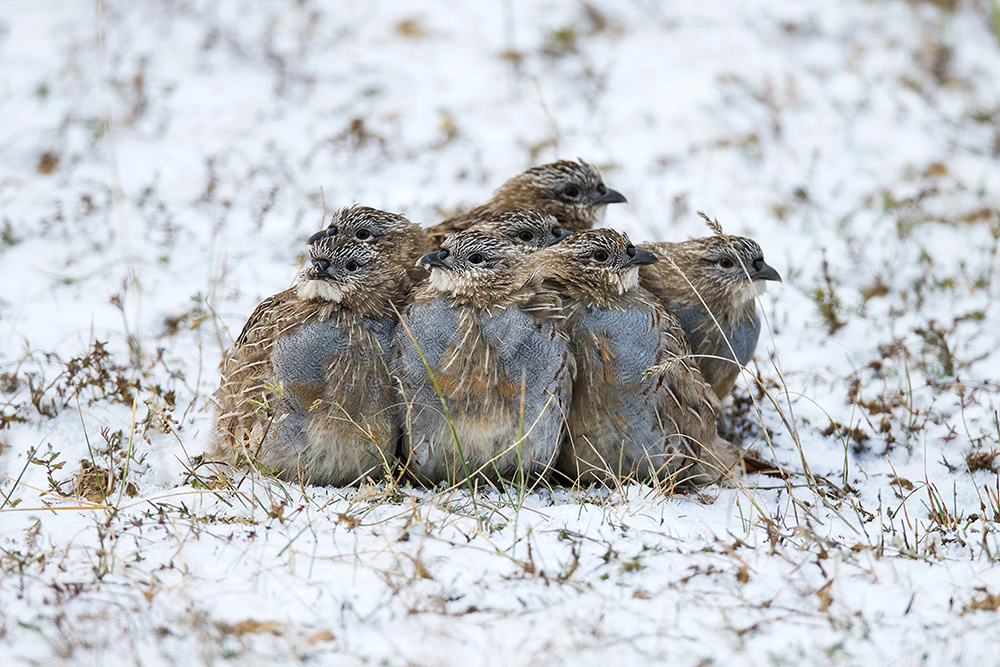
[[816, 580, 833, 613], [395, 17, 427, 38], [923, 162, 948, 178], [233, 620, 284, 636], [963, 591, 1000, 614], [889, 475, 914, 491], [37, 152, 59, 174]]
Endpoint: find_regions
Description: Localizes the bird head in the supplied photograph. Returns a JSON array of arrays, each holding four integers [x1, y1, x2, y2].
[[305, 205, 430, 271], [421, 230, 531, 308], [534, 228, 656, 305], [296, 236, 405, 315], [472, 208, 572, 250], [492, 159, 627, 230], [693, 235, 781, 306], [643, 233, 782, 318]]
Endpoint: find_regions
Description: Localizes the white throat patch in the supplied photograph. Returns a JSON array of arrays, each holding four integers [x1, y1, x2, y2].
[[609, 267, 640, 295], [740, 279, 768, 305], [726, 279, 765, 309], [428, 268, 458, 294], [297, 280, 344, 302]]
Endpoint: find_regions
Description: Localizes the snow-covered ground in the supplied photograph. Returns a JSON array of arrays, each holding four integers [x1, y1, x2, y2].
[[2, 0, 1000, 663]]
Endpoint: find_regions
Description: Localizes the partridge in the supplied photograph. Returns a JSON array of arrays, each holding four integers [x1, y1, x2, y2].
[[533, 229, 739, 487], [393, 230, 573, 485]]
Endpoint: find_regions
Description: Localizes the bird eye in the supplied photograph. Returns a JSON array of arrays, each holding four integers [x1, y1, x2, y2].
[[719, 257, 735, 269], [355, 229, 371, 240], [593, 250, 609, 262], [518, 231, 534, 242], [345, 260, 359, 272], [468, 253, 484, 264], [564, 185, 580, 199]]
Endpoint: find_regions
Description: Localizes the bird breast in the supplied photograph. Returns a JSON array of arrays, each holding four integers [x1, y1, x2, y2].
[[672, 305, 760, 367], [271, 317, 394, 413], [574, 307, 660, 389], [400, 296, 567, 409]]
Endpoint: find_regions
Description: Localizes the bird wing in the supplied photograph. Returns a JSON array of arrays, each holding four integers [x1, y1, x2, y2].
[[233, 288, 298, 348], [214, 289, 311, 451], [643, 302, 737, 482], [646, 303, 717, 423]]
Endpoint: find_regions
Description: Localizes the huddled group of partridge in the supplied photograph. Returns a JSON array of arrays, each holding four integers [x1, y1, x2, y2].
[[211, 160, 781, 489]]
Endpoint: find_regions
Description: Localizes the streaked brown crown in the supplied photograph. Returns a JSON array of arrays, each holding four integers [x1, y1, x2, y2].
[[641, 234, 781, 317], [420, 229, 532, 309], [307, 204, 431, 280], [533, 228, 657, 307], [469, 208, 571, 250], [297, 235, 408, 316], [489, 159, 626, 231]]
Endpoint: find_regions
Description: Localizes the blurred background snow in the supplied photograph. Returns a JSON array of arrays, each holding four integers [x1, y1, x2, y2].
[[2, 0, 1000, 663]]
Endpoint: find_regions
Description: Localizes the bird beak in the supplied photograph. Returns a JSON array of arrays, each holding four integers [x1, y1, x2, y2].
[[625, 246, 658, 267], [307, 227, 336, 245], [306, 259, 332, 279], [596, 188, 628, 205], [552, 227, 573, 242], [421, 250, 451, 270], [752, 261, 782, 283]]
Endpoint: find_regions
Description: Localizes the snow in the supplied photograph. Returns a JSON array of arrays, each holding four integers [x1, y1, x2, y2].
[[2, 0, 1000, 663]]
